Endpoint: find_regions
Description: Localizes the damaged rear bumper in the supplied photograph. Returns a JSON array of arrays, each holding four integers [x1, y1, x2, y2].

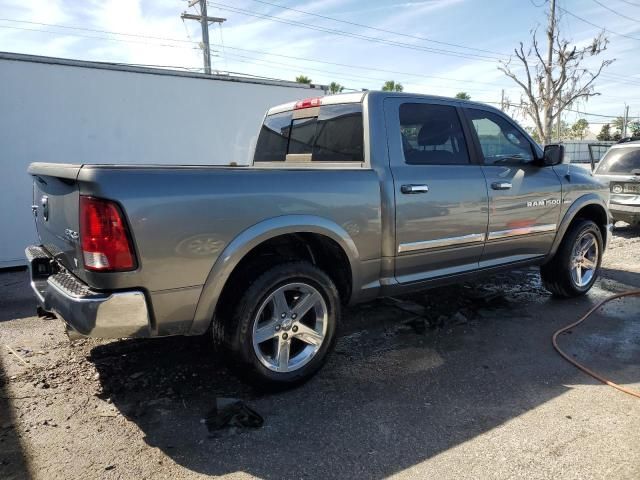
[[25, 245, 151, 339], [610, 203, 640, 225]]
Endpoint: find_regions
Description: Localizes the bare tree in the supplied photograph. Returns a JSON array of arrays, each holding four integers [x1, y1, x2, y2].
[[499, 0, 613, 143]]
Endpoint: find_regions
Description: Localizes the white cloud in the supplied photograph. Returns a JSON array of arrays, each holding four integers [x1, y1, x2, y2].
[[0, 0, 637, 123]]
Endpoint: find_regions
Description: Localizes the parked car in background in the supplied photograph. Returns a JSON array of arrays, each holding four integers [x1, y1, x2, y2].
[[593, 140, 640, 225], [26, 92, 612, 386]]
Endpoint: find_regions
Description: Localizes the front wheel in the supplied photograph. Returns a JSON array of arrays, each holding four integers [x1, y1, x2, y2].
[[226, 262, 340, 387], [541, 219, 603, 297]]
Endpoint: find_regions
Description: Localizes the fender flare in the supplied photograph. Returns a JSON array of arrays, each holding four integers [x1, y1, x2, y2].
[[547, 193, 611, 259], [189, 215, 361, 335]]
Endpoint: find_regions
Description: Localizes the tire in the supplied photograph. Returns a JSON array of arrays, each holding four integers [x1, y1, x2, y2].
[[223, 261, 340, 387], [541, 219, 603, 298]]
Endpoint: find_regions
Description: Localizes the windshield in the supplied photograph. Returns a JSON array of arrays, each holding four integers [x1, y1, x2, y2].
[[595, 147, 640, 175]]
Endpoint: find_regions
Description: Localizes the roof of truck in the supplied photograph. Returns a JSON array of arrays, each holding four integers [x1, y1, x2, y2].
[[265, 90, 502, 115]]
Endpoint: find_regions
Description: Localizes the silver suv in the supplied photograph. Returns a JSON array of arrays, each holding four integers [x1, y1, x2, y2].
[[594, 140, 640, 225]]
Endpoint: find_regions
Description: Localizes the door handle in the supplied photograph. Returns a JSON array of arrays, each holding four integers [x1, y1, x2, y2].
[[491, 182, 512, 190], [401, 184, 429, 194]]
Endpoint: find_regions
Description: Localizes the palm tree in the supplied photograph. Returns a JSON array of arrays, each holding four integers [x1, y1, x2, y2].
[[295, 75, 312, 84], [455, 92, 471, 100], [328, 82, 344, 94], [382, 80, 403, 92]]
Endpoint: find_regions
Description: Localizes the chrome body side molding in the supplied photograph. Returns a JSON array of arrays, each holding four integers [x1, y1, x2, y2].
[[398, 233, 485, 254], [487, 224, 557, 241], [398, 223, 557, 254]]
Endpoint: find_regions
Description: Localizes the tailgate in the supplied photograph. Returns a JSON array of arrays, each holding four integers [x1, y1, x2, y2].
[[29, 163, 84, 278]]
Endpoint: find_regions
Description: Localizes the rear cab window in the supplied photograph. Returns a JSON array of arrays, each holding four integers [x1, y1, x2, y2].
[[254, 103, 364, 164]]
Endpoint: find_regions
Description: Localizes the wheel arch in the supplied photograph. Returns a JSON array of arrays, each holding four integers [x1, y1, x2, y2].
[[548, 194, 611, 260], [189, 215, 361, 335]]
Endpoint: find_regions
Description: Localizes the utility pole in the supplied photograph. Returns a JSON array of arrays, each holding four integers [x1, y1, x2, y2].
[[181, 0, 226, 74], [623, 104, 629, 138], [544, 0, 556, 143], [500, 89, 505, 111]]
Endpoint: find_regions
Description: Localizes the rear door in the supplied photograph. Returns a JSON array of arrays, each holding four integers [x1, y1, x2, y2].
[[463, 107, 562, 267], [384, 98, 489, 283]]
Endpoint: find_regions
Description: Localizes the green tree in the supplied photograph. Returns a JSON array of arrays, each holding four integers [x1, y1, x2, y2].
[[455, 92, 471, 100], [553, 120, 572, 141], [295, 75, 312, 84], [382, 80, 403, 92], [570, 118, 589, 140], [328, 82, 344, 94], [612, 116, 624, 133], [596, 123, 612, 141], [629, 121, 640, 137]]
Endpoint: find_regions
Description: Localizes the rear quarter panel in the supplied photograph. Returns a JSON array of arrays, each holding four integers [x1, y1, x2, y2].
[[76, 166, 382, 294]]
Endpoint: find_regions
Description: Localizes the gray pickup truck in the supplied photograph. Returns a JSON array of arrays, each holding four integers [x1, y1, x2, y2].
[[27, 91, 611, 385]]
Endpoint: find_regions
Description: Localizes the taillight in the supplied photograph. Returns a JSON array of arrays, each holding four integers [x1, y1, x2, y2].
[[294, 97, 322, 109], [80, 196, 136, 272]]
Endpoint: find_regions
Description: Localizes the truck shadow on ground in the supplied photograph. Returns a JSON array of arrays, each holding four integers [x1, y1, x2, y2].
[[0, 269, 35, 323], [0, 355, 32, 479], [89, 269, 640, 479]]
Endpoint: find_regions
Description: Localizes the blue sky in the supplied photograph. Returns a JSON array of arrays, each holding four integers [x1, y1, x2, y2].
[[1, 0, 639, 131]]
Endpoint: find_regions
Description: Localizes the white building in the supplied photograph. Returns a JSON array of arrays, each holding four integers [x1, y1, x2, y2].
[[0, 52, 324, 267]]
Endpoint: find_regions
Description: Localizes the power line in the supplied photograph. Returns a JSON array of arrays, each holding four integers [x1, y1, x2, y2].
[[616, 0, 640, 6], [223, 51, 501, 93], [3, 18, 640, 104], [0, 18, 511, 88], [556, 5, 640, 41], [0, 17, 195, 44], [243, 0, 509, 57], [0, 23, 200, 50], [7, 16, 640, 93], [213, 45, 507, 87], [205, 2, 503, 63], [592, 0, 640, 22], [600, 71, 640, 87]]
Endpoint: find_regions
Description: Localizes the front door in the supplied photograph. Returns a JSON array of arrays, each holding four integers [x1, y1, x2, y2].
[[384, 98, 489, 284], [464, 107, 562, 267]]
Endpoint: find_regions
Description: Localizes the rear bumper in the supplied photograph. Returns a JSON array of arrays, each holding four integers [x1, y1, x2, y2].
[[609, 203, 640, 224], [26, 245, 151, 339]]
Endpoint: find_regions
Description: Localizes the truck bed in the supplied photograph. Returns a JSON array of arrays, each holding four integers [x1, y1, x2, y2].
[[29, 162, 383, 333]]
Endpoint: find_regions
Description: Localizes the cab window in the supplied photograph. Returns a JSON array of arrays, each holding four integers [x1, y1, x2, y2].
[[466, 109, 534, 165], [399, 103, 470, 165]]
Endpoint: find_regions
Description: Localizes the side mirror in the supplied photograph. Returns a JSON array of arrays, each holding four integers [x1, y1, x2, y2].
[[543, 144, 564, 166]]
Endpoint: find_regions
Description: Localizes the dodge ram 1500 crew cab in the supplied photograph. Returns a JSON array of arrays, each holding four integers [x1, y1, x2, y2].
[[27, 91, 612, 385]]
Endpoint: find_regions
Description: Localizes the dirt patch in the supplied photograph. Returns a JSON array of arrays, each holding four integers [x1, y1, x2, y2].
[[1, 227, 639, 479]]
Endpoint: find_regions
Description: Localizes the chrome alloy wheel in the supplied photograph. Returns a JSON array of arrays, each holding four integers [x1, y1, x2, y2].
[[570, 231, 599, 288], [252, 283, 328, 373]]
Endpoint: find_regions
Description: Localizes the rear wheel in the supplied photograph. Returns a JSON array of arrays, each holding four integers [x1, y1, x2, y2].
[[224, 262, 339, 387], [541, 219, 603, 297]]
